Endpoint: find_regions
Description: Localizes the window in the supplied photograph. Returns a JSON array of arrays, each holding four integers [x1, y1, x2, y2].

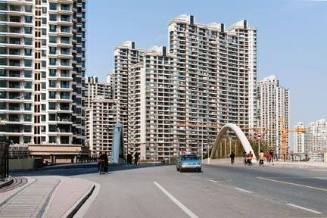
[[49, 58, 56, 65], [24, 59, 32, 67], [24, 37, 32, 45], [24, 103, 32, 111], [49, 14, 56, 21], [49, 91, 56, 99], [49, 36, 56, 43], [24, 81, 32, 89], [25, 5, 32, 12], [49, 3, 57, 10], [0, 102, 6, 109], [24, 27, 32, 34], [24, 70, 32, 78], [24, 114, 32, 122], [23, 92, 32, 99], [41, 93, 46, 100], [49, 24, 56, 32], [49, 80, 56, 87], [49, 69, 56, 76], [48, 102, 56, 110], [24, 48, 32, 56], [49, 47, 56, 54], [24, 16, 32, 23]]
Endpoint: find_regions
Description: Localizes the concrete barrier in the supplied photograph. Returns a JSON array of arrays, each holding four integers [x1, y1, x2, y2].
[[9, 158, 43, 171]]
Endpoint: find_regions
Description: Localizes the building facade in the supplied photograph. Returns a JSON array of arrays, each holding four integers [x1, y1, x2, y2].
[[0, 0, 86, 161], [295, 119, 327, 156], [125, 15, 257, 161], [258, 75, 289, 158], [128, 46, 177, 160], [111, 41, 143, 156], [168, 15, 257, 156], [85, 76, 117, 157]]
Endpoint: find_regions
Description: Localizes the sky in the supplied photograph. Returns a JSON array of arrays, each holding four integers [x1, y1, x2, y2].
[[86, 0, 327, 128]]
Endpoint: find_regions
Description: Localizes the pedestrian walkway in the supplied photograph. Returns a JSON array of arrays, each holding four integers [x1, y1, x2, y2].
[[0, 176, 96, 218]]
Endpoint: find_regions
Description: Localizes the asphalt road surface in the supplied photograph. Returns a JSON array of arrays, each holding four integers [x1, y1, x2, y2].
[[15, 163, 327, 218], [64, 164, 327, 218]]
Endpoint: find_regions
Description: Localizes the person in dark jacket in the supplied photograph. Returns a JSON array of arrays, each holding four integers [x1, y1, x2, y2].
[[134, 152, 140, 166], [230, 152, 235, 165], [103, 152, 108, 173], [127, 153, 132, 165]]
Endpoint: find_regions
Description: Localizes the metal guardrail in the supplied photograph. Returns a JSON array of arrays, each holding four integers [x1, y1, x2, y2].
[[0, 141, 9, 180]]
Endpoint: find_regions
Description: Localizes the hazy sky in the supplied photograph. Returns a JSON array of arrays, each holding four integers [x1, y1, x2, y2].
[[86, 0, 327, 127]]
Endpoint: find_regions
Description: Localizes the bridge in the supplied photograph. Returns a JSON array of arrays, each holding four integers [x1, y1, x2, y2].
[[210, 123, 257, 161]]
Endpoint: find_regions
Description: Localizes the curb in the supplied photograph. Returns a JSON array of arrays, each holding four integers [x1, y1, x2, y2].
[[64, 184, 96, 218], [0, 177, 13, 189]]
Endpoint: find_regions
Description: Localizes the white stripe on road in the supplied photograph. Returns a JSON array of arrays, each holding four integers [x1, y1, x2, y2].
[[287, 203, 322, 215], [208, 179, 217, 183], [234, 187, 253, 194], [256, 177, 327, 192], [153, 181, 199, 218]]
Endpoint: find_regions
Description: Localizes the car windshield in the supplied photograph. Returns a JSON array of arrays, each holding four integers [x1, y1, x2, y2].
[[181, 155, 198, 160]]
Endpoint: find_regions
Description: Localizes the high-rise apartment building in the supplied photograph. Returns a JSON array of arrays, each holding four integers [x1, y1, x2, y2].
[[129, 46, 177, 160], [0, 0, 86, 161], [294, 122, 305, 154], [85, 77, 117, 157], [111, 41, 143, 155], [167, 15, 257, 155], [258, 75, 289, 158], [125, 15, 257, 160], [295, 119, 327, 155]]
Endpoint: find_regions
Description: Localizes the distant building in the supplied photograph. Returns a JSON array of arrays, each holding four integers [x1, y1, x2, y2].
[[295, 119, 327, 157], [125, 15, 257, 161], [111, 41, 144, 156], [85, 77, 117, 157], [128, 46, 176, 160], [294, 122, 305, 153], [258, 75, 289, 158]]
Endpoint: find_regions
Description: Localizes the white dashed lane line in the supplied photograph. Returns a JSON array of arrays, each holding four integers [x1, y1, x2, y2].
[[287, 203, 322, 215], [234, 187, 253, 194], [154, 181, 199, 218]]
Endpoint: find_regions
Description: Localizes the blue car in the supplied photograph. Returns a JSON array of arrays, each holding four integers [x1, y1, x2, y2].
[[176, 154, 202, 172]]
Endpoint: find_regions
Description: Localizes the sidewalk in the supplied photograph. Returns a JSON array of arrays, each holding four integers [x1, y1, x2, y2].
[[0, 176, 96, 218], [204, 158, 327, 169]]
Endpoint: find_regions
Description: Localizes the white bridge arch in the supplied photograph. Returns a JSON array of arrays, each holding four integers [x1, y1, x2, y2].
[[210, 123, 257, 161]]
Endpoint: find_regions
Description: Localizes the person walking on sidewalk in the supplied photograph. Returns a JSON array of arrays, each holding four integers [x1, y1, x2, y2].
[[103, 152, 108, 173], [246, 151, 253, 166], [230, 152, 235, 165], [259, 150, 265, 166], [134, 152, 140, 166]]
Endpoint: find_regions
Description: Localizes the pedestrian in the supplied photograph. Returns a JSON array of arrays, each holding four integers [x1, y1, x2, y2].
[[259, 150, 265, 166], [247, 151, 253, 166], [103, 152, 108, 173], [134, 152, 140, 166], [97, 152, 102, 173], [243, 151, 247, 165], [127, 153, 132, 165], [230, 151, 235, 165], [269, 150, 274, 162], [98, 152, 105, 174]]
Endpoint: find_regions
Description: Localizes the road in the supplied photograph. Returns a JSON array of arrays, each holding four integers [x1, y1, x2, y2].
[[66, 163, 327, 218], [15, 163, 327, 218]]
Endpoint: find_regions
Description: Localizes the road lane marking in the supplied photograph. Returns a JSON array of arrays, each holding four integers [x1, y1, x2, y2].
[[208, 179, 217, 183], [256, 176, 327, 192], [287, 203, 322, 215], [234, 187, 253, 194], [153, 181, 199, 218]]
